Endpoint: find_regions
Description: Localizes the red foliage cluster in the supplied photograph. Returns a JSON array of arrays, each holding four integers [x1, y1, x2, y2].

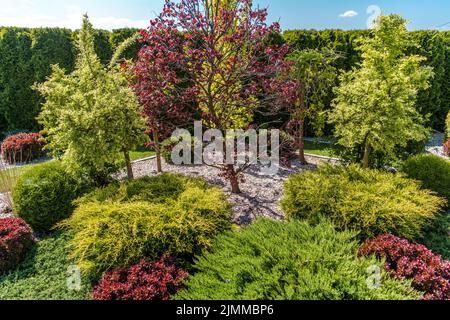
[[359, 234, 450, 300], [1, 132, 46, 164], [92, 257, 188, 301], [444, 139, 450, 157], [0, 218, 36, 274]]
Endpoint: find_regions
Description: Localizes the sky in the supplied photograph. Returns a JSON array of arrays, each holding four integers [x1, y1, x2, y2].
[[0, 0, 449, 31]]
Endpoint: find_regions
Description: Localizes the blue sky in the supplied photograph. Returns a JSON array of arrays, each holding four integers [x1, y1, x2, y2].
[[0, 0, 449, 31]]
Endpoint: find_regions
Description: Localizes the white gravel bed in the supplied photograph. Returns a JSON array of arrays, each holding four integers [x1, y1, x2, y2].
[[120, 156, 326, 225], [0, 193, 14, 219]]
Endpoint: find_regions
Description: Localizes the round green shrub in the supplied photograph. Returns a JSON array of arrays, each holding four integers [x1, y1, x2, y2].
[[401, 154, 450, 204], [176, 219, 421, 300], [281, 164, 446, 241], [13, 161, 83, 233], [60, 175, 232, 278]]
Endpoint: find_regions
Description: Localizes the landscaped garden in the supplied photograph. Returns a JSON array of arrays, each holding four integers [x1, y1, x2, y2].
[[0, 0, 449, 302]]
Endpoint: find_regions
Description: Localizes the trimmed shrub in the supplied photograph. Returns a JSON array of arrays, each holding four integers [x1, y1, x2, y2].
[[1, 132, 46, 164], [13, 161, 83, 233], [60, 175, 231, 278], [176, 219, 420, 300], [93, 257, 188, 300], [360, 234, 450, 300], [401, 154, 450, 204], [75, 173, 208, 206], [0, 218, 36, 274], [281, 164, 446, 241]]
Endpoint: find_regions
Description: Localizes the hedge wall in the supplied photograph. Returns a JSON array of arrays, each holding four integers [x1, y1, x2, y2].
[[0, 27, 142, 132], [283, 29, 450, 132], [0, 28, 448, 133]]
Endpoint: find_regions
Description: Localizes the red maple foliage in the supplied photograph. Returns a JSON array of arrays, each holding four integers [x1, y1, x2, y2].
[[92, 257, 188, 301], [0, 218, 36, 274], [359, 234, 450, 300], [133, 0, 296, 192]]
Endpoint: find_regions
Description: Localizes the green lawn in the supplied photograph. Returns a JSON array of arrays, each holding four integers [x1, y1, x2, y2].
[[129, 150, 155, 161], [304, 140, 339, 158], [0, 232, 91, 300]]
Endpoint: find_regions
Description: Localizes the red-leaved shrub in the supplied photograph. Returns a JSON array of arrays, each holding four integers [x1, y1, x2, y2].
[[359, 234, 450, 300], [1, 132, 46, 164], [0, 218, 36, 274], [92, 257, 188, 300], [444, 139, 450, 157]]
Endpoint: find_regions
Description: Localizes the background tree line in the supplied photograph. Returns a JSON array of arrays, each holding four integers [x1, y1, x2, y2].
[[0, 27, 448, 135]]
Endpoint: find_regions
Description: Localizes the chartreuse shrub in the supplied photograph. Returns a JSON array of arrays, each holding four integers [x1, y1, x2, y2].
[[13, 161, 84, 233], [281, 164, 446, 241], [176, 219, 421, 300], [0, 232, 91, 300], [60, 174, 231, 279], [401, 154, 450, 204]]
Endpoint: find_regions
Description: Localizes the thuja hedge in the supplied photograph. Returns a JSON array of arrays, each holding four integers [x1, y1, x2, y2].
[[283, 29, 450, 131], [0, 27, 143, 132], [0, 27, 448, 133]]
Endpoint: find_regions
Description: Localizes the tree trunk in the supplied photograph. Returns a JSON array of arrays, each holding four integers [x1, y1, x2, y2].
[[124, 150, 134, 180], [297, 116, 308, 165], [363, 141, 371, 169], [227, 164, 241, 194], [153, 132, 163, 173]]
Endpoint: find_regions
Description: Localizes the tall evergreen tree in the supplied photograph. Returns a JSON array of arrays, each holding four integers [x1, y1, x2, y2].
[[35, 15, 146, 183]]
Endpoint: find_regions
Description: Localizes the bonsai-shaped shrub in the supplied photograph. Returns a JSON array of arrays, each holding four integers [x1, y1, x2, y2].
[[93, 257, 188, 300], [281, 164, 445, 241], [13, 161, 83, 233], [360, 234, 450, 300], [176, 219, 420, 300], [1, 132, 46, 164], [402, 154, 450, 203], [0, 218, 36, 274], [60, 174, 231, 278]]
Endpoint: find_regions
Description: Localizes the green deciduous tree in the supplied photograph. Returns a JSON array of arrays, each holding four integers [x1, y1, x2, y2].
[[328, 15, 433, 169], [35, 15, 146, 184], [286, 48, 339, 164]]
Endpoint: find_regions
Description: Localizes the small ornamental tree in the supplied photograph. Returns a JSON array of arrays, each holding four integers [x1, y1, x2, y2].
[[35, 16, 146, 183], [285, 48, 339, 164], [133, 24, 196, 173], [329, 15, 433, 169], [138, 0, 292, 193]]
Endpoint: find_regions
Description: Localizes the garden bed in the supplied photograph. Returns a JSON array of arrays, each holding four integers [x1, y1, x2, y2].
[[120, 155, 332, 225]]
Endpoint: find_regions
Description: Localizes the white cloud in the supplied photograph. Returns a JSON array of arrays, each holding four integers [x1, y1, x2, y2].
[[339, 10, 359, 18], [0, 3, 148, 30]]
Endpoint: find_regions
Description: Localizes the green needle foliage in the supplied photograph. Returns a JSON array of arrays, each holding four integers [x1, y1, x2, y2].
[[34, 15, 146, 184], [177, 219, 421, 300], [281, 164, 446, 241], [329, 15, 433, 168], [0, 232, 91, 300]]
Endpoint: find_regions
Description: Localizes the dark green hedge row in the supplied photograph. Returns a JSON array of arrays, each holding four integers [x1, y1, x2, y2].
[[0, 27, 142, 132], [283, 29, 450, 131], [1, 28, 448, 133]]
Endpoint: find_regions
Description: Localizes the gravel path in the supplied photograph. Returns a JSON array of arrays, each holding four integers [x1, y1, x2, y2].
[[120, 155, 330, 225]]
